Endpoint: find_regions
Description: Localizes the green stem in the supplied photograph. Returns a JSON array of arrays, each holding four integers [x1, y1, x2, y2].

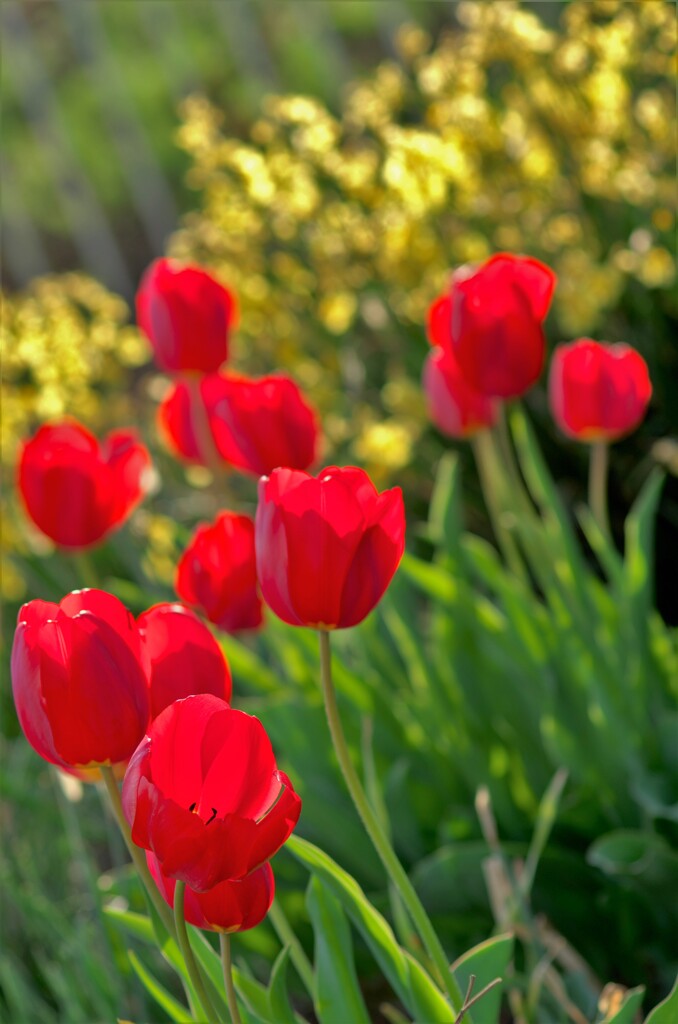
[[318, 630, 463, 1012], [268, 899, 315, 997], [219, 933, 242, 1024], [589, 440, 611, 538], [99, 766, 177, 940], [186, 374, 223, 474], [174, 881, 221, 1024], [471, 429, 527, 582], [73, 551, 99, 588]]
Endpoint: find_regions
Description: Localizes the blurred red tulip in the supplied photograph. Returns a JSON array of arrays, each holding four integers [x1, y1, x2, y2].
[[147, 852, 274, 933], [430, 254, 556, 398], [158, 371, 318, 475], [122, 694, 301, 891], [18, 422, 151, 550], [11, 590, 149, 771], [136, 258, 236, 373], [176, 512, 263, 633], [423, 345, 498, 439], [137, 603, 232, 719], [255, 466, 405, 629], [549, 338, 652, 442]]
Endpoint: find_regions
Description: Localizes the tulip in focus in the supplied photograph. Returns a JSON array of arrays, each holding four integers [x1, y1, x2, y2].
[[11, 590, 149, 771], [122, 694, 301, 891], [147, 853, 274, 933], [137, 603, 232, 719], [18, 422, 152, 550], [176, 512, 263, 632], [430, 253, 557, 399], [158, 371, 318, 475], [255, 466, 405, 629], [549, 338, 652, 442], [136, 258, 237, 374]]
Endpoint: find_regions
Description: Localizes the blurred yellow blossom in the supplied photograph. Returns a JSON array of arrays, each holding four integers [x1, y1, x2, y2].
[[169, 1, 674, 474]]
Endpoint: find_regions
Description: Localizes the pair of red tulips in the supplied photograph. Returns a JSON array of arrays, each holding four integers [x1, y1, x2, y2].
[[423, 253, 652, 443]]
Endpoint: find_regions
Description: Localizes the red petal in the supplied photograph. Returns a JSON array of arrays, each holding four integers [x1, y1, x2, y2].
[[138, 603, 232, 718]]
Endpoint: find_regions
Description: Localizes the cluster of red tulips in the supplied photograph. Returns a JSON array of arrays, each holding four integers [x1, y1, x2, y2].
[[11, 251, 653, 1019], [423, 253, 652, 443]]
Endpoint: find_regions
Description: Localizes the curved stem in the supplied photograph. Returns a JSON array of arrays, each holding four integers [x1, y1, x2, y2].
[[220, 933, 242, 1024], [99, 766, 177, 939], [318, 630, 463, 1012], [589, 441, 610, 538], [268, 899, 314, 997], [174, 881, 221, 1024], [186, 374, 223, 474]]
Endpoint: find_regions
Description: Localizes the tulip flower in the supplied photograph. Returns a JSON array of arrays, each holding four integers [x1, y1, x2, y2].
[[423, 345, 498, 439], [137, 603, 232, 719], [136, 258, 237, 374], [147, 853, 274, 933], [122, 694, 301, 891], [176, 512, 263, 632], [11, 589, 149, 770], [255, 466, 405, 629], [549, 338, 652, 442], [158, 371, 318, 475], [18, 422, 151, 550], [430, 253, 556, 399]]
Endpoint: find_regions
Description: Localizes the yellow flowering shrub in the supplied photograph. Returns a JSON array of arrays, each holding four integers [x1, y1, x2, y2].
[[169, 0, 674, 473]]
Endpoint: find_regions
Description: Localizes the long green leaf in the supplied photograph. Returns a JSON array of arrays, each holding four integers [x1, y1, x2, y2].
[[127, 949, 193, 1023], [307, 876, 371, 1024], [287, 835, 453, 1022]]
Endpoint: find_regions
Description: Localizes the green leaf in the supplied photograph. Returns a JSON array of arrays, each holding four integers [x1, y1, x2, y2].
[[644, 975, 678, 1023], [451, 934, 513, 1024], [306, 876, 370, 1024], [287, 835, 453, 1022], [428, 452, 463, 555], [127, 949, 192, 1023], [267, 946, 298, 1024], [104, 906, 155, 944], [605, 985, 645, 1024]]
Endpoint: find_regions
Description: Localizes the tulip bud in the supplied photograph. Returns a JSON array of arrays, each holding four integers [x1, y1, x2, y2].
[[136, 259, 236, 374], [11, 590, 150, 771], [255, 466, 405, 629], [18, 422, 151, 550], [549, 338, 652, 442]]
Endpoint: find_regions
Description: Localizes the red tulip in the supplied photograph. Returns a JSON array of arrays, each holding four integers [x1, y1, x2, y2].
[[137, 603, 232, 719], [255, 466, 405, 629], [18, 422, 151, 550], [176, 512, 263, 633], [11, 589, 149, 770], [430, 254, 557, 398], [136, 259, 237, 374], [549, 338, 652, 442], [423, 346, 498, 439], [158, 371, 318, 475], [122, 694, 301, 891], [147, 853, 274, 933]]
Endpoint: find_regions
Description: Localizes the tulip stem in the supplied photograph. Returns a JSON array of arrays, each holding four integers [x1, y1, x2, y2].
[[174, 881, 222, 1024], [219, 933, 242, 1024], [318, 630, 463, 1012], [186, 374, 223, 474], [589, 441, 611, 538], [471, 429, 527, 583], [99, 766, 177, 940]]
